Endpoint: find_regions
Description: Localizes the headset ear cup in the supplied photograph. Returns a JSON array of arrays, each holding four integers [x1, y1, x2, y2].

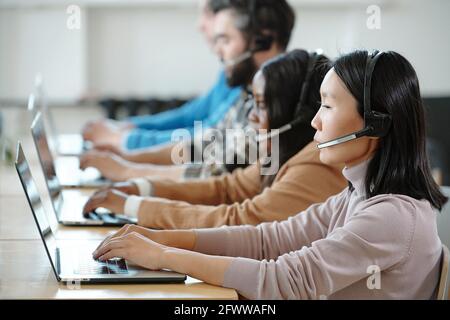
[[253, 35, 273, 52], [365, 111, 392, 137]]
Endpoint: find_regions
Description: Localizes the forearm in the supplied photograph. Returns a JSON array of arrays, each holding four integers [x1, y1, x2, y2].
[[152, 229, 196, 251], [137, 199, 236, 229], [124, 163, 185, 181], [163, 248, 234, 286], [150, 164, 261, 205], [151, 179, 225, 205], [123, 142, 177, 165]]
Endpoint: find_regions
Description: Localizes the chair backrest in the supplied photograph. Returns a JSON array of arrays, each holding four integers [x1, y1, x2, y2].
[[436, 244, 449, 300], [437, 187, 450, 238], [436, 186, 450, 299]]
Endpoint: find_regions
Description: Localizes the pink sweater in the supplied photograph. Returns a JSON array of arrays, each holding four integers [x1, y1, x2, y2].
[[193, 159, 443, 299]]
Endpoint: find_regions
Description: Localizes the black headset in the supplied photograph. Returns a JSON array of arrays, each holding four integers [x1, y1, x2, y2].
[[222, 0, 274, 68], [317, 51, 392, 149], [247, 0, 274, 53], [255, 50, 322, 142], [362, 51, 392, 137]]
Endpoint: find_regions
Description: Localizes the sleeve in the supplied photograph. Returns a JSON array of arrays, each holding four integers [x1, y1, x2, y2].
[[129, 96, 210, 131], [150, 163, 262, 205], [192, 189, 347, 259], [137, 162, 347, 229], [130, 82, 241, 131], [221, 198, 416, 300], [125, 127, 195, 150], [129, 71, 225, 130], [124, 72, 241, 150]]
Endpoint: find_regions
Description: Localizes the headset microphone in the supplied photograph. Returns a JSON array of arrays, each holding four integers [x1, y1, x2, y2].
[[224, 35, 274, 68], [316, 126, 374, 149], [254, 122, 294, 143], [255, 49, 322, 143], [224, 0, 274, 69], [224, 52, 252, 68], [317, 51, 392, 150]]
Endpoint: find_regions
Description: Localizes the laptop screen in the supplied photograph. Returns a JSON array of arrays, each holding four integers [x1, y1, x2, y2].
[[15, 143, 51, 235], [30, 112, 63, 212], [33, 77, 59, 149], [27, 93, 38, 118], [15, 143, 59, 280]]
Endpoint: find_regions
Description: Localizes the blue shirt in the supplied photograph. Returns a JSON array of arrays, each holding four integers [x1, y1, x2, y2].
[[125, 71, 241, 150]]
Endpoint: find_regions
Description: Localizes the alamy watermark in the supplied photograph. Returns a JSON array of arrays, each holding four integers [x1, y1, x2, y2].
[[66, 5, 81, 30], [367, 5, 381, 30], [318, 264, 381, 299], [170, 121, 281, 176], [366, 264, 381, 290], [66, 279, 82, 290]]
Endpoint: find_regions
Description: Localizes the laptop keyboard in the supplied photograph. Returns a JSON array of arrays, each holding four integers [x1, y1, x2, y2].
[[74, 252, 129, 275], [87, 210, 136, 224]]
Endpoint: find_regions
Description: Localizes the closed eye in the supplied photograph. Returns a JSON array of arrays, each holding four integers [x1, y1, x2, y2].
[[321, 104, 331, 109]]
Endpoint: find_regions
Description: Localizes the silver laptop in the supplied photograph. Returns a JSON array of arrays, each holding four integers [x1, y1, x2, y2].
[[15, 143, 186, 284], [32, 74, 90, 156], [31, 111, 107, 189], [29, 118, 133, 226]]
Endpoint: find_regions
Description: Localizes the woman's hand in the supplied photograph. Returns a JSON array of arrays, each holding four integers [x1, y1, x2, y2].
[[82, 119, 133, 146], [79, 150, 132, 182], [92, 224, 230, 286], [82, 188, 128, 216], [107, 181, 140, 195], [94, 224, 156, 251], [95, 224, 196, 254], [93, 230, 166, 271]]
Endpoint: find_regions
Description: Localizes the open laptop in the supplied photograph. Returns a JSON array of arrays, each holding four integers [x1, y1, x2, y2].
[[15, 143, 186, 284], [31, 111, 108, 189], [32, 74, 90, 156], [28, 120, 135, 226]]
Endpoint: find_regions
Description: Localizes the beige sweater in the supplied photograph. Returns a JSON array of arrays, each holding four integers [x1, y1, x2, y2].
[[194, 159, 443, 299], [137, 142, 347, 229]]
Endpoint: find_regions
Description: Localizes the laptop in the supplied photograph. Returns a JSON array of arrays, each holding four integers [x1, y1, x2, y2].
[[28, 120, 134, 226], [32, 74, 90, 156], [31, 111, 108, 189], [15, 143, 186, 284]]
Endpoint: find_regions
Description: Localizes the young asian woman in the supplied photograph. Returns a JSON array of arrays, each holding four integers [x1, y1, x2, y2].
[[91, 50, 448, 299]]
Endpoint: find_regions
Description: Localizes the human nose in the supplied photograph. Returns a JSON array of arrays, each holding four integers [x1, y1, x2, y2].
[[311, 109, 322, 131]]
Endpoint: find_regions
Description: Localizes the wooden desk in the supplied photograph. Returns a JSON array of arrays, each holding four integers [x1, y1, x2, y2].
[[0, 106, 239, 300], [0, 241, 237, 300], [0, 195, 117, 241], [0, 191, 238, 299], [0, 163, 24, 196], [0, 186, 116, 241]]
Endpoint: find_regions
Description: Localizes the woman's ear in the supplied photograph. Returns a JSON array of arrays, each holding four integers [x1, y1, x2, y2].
[[367, 137, 381, 152]]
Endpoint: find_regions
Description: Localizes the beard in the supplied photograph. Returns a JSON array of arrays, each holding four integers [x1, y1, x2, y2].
[[226, 55, 257, 87]]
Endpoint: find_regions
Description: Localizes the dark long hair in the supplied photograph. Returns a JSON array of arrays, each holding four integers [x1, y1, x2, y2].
[[260, 49, 331, 188], [333, 50, 448, 210]]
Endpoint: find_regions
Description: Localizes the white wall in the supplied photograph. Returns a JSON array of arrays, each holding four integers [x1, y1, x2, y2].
[[0, 0, 449, 102], [0, 7, 86, 101], [287, 0, 450, 96], [86, 7, 219, 99]]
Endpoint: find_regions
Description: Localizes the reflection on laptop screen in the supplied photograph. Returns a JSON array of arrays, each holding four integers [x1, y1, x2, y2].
[[15, 143, 51, 235], [27, 93, 38, 118], [31, 112, 61, 199], [15, 142, 59, 278]]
